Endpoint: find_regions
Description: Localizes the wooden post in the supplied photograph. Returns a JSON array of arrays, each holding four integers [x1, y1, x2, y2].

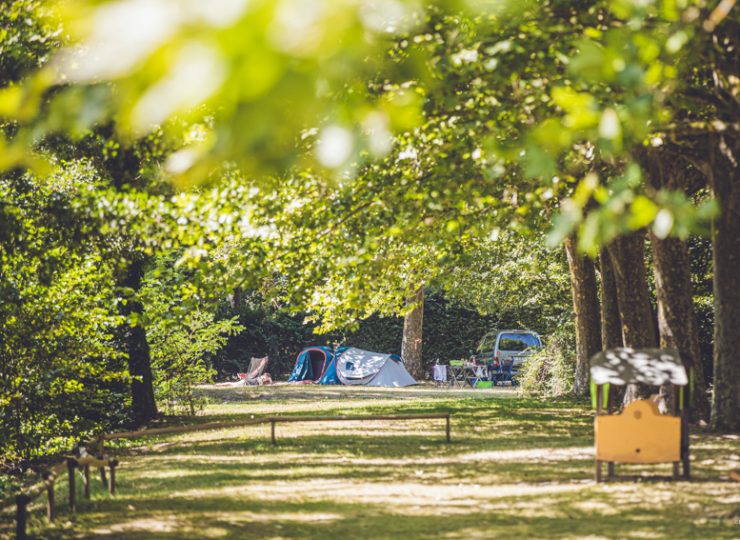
[[15, 494, 30, 540], [99, 463, 108, 490], [682, 409, 691, 480], [606, 388, 615, 480], [672, 462, 680, 480], [43, 472, 56, 522], [445, 414, 451, 443], [67, 458, 77, 513], [83, 464, 90, 499], [270, 420, 276, 445], [109, 460, 118, 495]]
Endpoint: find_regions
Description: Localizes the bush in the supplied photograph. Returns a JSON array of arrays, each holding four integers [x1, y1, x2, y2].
[[519, 324, 576, 397], [149, 310, 243, 415]]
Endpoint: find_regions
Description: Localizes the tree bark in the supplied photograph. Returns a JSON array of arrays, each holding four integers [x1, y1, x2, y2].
[[639, 148, 710, 422], [401, 286, 424, 379], [118, 258, 158, 425], [598, 248, 623, 350], [651, 233, 710, 421], [232, 287, 242, 310], [707, 137, 740, 432], [564, 237, 602, 396], [607, 232, 658, 404]]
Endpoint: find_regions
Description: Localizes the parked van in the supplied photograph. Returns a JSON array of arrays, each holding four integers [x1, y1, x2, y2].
[[473, 330, 542, 375]]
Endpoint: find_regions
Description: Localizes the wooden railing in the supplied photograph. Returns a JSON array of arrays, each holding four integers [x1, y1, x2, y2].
[[99, 413, 452, 450], [3, 454, 118, 540]]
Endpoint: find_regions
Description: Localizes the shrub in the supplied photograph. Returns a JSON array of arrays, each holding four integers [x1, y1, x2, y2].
[[519, 324, 576, 397]]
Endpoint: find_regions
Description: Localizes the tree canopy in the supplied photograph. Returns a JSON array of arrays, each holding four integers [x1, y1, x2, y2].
[[1, 0, 738, 471]]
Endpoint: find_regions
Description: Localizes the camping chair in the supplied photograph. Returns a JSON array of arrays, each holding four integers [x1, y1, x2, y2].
[[433, 364, 448, 388], [238, 356, 269, 381], [493, 359, 514, 386], [448, 360, 466, 388]]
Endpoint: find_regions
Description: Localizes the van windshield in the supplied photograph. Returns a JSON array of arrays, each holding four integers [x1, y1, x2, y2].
[[498, 333, 540, 351]]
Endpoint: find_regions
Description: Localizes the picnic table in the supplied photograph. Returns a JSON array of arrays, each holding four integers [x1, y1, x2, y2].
[[446, 360, 514, 388]]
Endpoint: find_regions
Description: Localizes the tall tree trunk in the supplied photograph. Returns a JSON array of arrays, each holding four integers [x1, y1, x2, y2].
[[564, 237, 602, 396], [232, 287, 242, 310], [607, 232, 657, 404], [651, 233, 710, 421], [401, 286, 424, 379], [639, 148, 710, 422], [599, 248, 623, 350], [119, 258, 158, 425], [707, 137, 740, 432]]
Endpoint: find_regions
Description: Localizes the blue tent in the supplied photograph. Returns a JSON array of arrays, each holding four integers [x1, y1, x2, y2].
[[318, 346, 349, 385], [288, 346, 335, 383]]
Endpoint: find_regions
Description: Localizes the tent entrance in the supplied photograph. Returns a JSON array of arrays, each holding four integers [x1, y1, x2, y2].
[[308, 349, 327, 381], [288, 346, 334, 383]]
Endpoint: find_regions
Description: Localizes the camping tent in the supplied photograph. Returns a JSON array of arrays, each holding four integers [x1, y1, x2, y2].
[[335, 347, 417, 387], [317, 346, 348, 385], [288, 346, 334, 383]]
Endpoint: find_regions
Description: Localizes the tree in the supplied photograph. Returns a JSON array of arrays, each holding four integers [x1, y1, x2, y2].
[[118, 257, 158, 424], [598, 248, 622, 350], [607, 232, 658, 403], [706, 139, 740, 431], [401, 286, 425, 379], [639, 148, 710, 420], [564, 236, 601, 395]]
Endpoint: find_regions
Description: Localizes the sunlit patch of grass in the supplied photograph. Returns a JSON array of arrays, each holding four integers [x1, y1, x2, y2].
[[4, 387, 738, 539]]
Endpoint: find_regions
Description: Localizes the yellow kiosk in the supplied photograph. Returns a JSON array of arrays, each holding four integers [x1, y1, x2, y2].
[[590, 348, 690, 482]]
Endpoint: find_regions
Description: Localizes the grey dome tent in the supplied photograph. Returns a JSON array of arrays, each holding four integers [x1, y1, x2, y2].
[[335, 347, 417, 387]]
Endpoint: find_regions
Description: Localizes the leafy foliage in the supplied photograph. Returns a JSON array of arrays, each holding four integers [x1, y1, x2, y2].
[[0, 166, 129, 464], [519, 324, 577, 397], [142, 257, 244, 415]]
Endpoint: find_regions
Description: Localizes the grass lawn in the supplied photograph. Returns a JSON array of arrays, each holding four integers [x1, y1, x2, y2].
[[4, 386, 739, 539]]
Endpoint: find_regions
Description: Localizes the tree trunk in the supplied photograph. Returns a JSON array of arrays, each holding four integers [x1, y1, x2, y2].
[[638, 148, 710, 422], [707, 138, 740, 432], [119, 258, 158, 425], [651, 233, 710, 421], [232, 287, 242, 310], [401, 286, 424, 379], [564, 237, 602, 396], [607, 232, 657, 404], [599, 247, 623, 350]]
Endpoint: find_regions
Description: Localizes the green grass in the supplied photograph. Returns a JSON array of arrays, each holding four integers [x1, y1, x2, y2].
[[3, 386, 738, 539]]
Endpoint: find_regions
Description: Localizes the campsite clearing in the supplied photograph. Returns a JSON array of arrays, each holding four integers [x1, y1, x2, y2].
[[8, 386, 738, 540]]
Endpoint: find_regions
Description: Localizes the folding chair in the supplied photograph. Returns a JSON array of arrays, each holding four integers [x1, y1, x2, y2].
[[433, 364, 448, 387], [499, 359, 514, 385], [448, 360, 466, 388], [237, 356, 269, 381]]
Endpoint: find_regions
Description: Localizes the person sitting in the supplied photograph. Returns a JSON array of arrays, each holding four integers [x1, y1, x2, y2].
[[241, 372, 272, 386]]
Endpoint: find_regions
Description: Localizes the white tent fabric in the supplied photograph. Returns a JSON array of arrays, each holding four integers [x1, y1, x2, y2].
[[336, 348, 417, 387]]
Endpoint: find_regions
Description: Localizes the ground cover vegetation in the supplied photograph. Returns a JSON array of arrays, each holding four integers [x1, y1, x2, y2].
[[0, 0, 738, 521]]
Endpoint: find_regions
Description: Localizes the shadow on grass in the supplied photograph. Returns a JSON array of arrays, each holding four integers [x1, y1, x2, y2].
[[34, 486, 737, 540], [8, 393, 737, 540]]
